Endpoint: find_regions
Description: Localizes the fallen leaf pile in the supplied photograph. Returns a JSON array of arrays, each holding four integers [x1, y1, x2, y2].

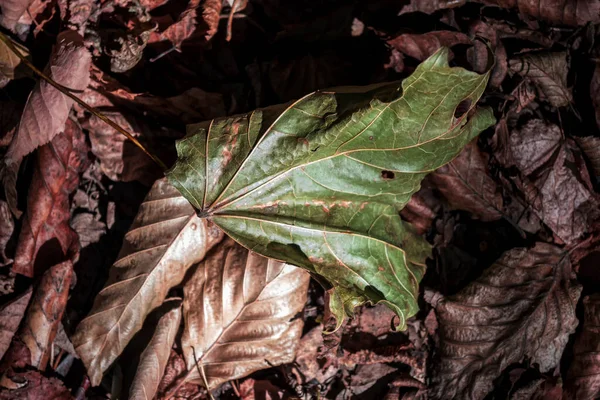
[[1, 1, 600, 399]]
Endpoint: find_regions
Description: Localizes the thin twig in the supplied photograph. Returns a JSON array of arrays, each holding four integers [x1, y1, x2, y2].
[[0, 30, 168, 171]]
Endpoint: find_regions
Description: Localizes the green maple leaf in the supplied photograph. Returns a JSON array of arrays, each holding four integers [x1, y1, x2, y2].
[[167, 48, 495, 330]]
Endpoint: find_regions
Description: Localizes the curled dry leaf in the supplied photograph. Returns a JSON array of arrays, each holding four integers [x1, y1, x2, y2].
[[482, 0, 600, 26], [565, 294, 600, 400], [509, 52, 572, 108], [19, 261, 73, 370], [181, 238, 310, 389], [591, 64, 600, 129], [430, 140, 503, 221], [0, 288, 32, 361], [429, 243, 582, 400], [388, 31, 471, 61], [575, 136, 600, 177], [72, 178, 224, 386], [0, 0, 33, 30], [167, 48, 495, 331], [130, 300, 182, 400], [468, 20, 507, 88], [507, 120, 600, 244], [4, 30, 90, 166], [12, 119, 88, 277], [399, 187, 438, 235]]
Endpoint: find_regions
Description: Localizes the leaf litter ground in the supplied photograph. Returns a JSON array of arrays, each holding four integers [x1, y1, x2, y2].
[[1, 1, 600, 400]]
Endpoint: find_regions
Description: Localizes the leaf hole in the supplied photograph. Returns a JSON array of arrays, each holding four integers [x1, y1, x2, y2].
[[381, 170, 395, 180], [454, 99, 472, 118]]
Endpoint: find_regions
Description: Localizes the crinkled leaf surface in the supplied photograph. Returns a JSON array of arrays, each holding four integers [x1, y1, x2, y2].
[[182, 238, 310, 389], [167, 48, 494, 330], [72, 179, 224, 386]]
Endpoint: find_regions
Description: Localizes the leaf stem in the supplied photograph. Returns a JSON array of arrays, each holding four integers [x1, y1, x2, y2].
[[0, 30, 168, 171]]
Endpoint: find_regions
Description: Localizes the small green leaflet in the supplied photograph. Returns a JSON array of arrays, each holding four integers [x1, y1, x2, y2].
[[167, 48, 495, 330]]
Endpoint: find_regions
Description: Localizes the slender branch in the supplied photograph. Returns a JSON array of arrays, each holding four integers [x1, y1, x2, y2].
[[0, 30, 168, 171]]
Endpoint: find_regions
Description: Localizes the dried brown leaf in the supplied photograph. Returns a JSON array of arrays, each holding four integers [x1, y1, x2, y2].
[[19, 261, 73, 370], [469, 20, 507, 87], [399, 0, 465, 14], [482, 0, 600, 26], [0, 201, 14, 266], [575, 136, 600, 177], [565, 294, 600, 400], [130, 300, 182, 400], [200, 0, 222, 41], [431, 140, 503, 221], [429, 243, 582, 400], [12, 119, 88, 277], [591, 64, 600, 129], [399, 187, 438, 235], [0, 370, 72, 399], [388, 31, 471, 61], [0, 288, 32, 361], [507, 121, 600, 244], [72, 178, 224, 386], [182, 238, 310, 389], [509, 52, 572, 108], [4, 30, 90, 165], [0, 0, 33, 30], [0, 38, 28, 88]]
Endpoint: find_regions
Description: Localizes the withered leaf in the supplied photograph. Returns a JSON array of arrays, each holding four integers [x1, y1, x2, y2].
[[19, 261, 73, 370], [430, 140, 503, 221], [591, 64, 600, 129], [0, 37, 28, 88], [0, 201, 14, 266], [429, 243, 581, 400], [72, 178, 224, 386], [565, 294, 600, 400], [507, 121, 600, 244], [0, 288, 32, 361], [167, 48, 494, 331], [4, 30, 91, 166], [388, 31, 471, 61], [0, 0, 33, 31], [509, 52, 572, 108], [130, 300, 182, 400], [12, 119, 88, 277], [482, 0, 600, 26], [575, 136, 600, 177], [0, 370, 72, 399], [182, 238, 310, 389]]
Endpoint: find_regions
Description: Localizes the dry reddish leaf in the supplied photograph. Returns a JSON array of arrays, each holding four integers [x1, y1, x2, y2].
[[294, 325, 338, 385], [181, 238, 310, 389], [72, 178, 224, 386], [4, 30, 90, 166], [0, 0, 33, 30], [12, 119, 88, 278], [19, 261, 73, 370], [388, 31, 471, 61], [130, 300, 182, 400], [575, 136, 600, 177], [482, 0, 600, 26], [507, 121, 600, 244], [399, 187, 438, 235], [509, 52, 572, 108], [399, 0, 465, 14], [0, 370, 73, 399], [469, 20, 507, 87], [510, 376, 563, 400], [565, 294, 600, 399], [86, 113, 163, 185], [239, 379, 286, 400], [429, 243, 581, 400], [431, 140, 503, 221], [0, 288, 32, 361], [0, 201, 14, 266], [156, 351, 205, 400], [200, 0, 222, 41]]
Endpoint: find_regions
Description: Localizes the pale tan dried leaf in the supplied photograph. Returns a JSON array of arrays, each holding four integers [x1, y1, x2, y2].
[[20, 261, 73, 369], [509, 52, 572, 108], [430, 243, 581, 400], [0, 0, 33, 30], [0, 38, 28, 88], [4, 30, 91, 165], [130, 300, 182, 400], [182, 238, 310, 389], [0, 288, 32, 361], [72, 178, 224, 386]]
